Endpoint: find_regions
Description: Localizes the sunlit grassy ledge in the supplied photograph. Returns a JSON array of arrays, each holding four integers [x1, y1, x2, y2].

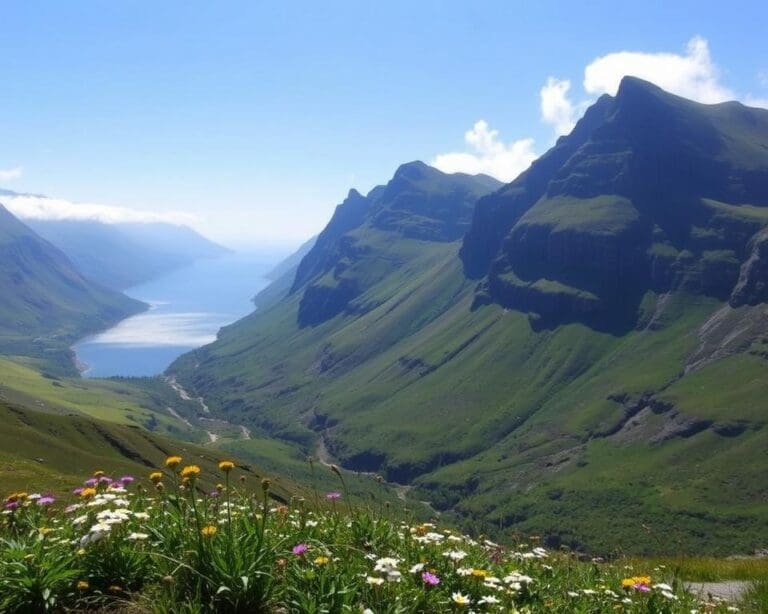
[[0, 456, 755, 613]]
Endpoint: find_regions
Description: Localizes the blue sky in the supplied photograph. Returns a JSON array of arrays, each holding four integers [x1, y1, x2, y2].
[[1, 1, 767, 248]]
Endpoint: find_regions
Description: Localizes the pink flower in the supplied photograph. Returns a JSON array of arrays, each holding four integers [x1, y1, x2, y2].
[[422, 571, 440, 586], [72, 487, 84, 495], [325, 492, 341, 500], [292, 543, 309, 555], [37, 495, 55, 506], [634, 583, 651, 592], [84, 478, 98, 487], [119, 475, 135, 484]]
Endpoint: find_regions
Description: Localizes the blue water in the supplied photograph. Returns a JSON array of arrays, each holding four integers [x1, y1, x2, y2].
[[74, 252, 275, 378]]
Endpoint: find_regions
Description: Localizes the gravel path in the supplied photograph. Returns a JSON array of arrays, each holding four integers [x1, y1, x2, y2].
[[685, 581, 751, 602]]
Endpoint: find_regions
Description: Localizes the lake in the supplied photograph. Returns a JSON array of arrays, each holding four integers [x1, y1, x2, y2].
[[74, 252, 275, 378]]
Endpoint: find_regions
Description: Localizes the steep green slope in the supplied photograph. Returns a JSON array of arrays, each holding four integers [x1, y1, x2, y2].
[[0, 205, 145, 371], [0, 399, 300, 502], [462, 77, 768, 331], [170, 84, 768, 554]]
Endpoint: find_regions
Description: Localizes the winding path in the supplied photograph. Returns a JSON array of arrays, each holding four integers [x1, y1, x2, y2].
[[163, 376, 250, 443]]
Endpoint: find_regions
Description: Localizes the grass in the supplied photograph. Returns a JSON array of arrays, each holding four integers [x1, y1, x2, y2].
[[0, 461, 749, 613], [0, 357, 205, 442], [624, 557, 768, 582]]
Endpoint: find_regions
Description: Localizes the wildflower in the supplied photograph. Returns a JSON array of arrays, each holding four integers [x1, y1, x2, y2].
[[374, 557, 400, 573], [201, 525, 218, 537], [180, 465, 201, 478], [93, 470, 105, 478], [37, 495, 55, 506], [292, 543, 308, 555], [84, 478, 98, 487], [261, 478, 271, 491], [622, 576, 652, 591], [77, 580, 89, 591], [149, 471, 163, 482], [80, 488, 97, 499], [127, 532, 150, 541], [443, 549, 467, 561], [422, 571, 440, 585], [471, 568, 489, 578], [479, 595, 500, 605], [218, 460, 235, 472], [165, 455, 182, 468], [119, 475, 135, 484], [452, 592, 471, 606], [326, 491, 341, 500], [409, 563, 425, 573], [366, 576, 385, 586], [314, 556, 330, 565], [108, 585, 123, 594]]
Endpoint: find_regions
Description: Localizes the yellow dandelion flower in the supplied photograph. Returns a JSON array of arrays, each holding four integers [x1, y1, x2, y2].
[[76, 580, 89, 591], [218, 460, 235, 472], [471, 568, 489, 578], [149, 471, 163, 482], [180, 464, 201, 478], [314, 556, 330, 565], [108, 585, 123, 594], [201, 525, 217, 537], [165, 455, 183, 468], [80, 487, 97, 499], [93, 470, 105, 478]]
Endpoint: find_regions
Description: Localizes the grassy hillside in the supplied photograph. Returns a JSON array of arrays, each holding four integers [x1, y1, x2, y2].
[[172, 245, 768, 553], [0, 205, 145, 373], [0, 399, 300, 502]]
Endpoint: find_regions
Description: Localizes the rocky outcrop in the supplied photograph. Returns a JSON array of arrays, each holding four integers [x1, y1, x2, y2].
[[730, 229, 768, 306]]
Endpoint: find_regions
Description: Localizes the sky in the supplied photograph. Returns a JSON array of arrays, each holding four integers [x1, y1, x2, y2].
[[0, 1, 767, 249]]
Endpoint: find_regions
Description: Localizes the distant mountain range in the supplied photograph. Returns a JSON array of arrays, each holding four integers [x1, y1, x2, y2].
[[170, 78, 768, 554], [0, 189, 229, 290], [0, 204, 145, 371]]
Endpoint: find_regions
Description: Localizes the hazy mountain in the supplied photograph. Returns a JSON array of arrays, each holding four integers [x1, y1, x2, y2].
[[265, 235, 317, 282], [169, 82, 768, 554], [21, 217, 229, 290], [0, 205, 145, 370]]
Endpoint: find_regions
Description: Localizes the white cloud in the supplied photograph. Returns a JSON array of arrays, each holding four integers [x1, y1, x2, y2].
[[540, 37, 768, 137], [0, 167, 23, 182], [431, 120, 537, 182], [583, 36, 734, 103], [0, 192, 198, 226], [539, 78, 591, 136]]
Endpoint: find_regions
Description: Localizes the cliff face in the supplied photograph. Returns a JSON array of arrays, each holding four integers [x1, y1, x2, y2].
[[461, 77, 768, 330], [293, 162, 500, 327]]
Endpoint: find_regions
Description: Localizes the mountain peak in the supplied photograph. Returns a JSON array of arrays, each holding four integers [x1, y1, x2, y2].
[[392, 160, 435, 181]]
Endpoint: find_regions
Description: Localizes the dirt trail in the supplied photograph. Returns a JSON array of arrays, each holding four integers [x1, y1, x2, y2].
[[686, 581, 751, 603], [164, 376, 250, 443], [315, 435, 417, 504]]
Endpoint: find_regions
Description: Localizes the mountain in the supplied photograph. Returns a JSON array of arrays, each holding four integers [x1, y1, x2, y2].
[[169, 82, 768, 554], [265, 235, 317, 282], [462, 77, 768, 330], [0, 204, 145, 370], [21, 217, 229, 289]]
